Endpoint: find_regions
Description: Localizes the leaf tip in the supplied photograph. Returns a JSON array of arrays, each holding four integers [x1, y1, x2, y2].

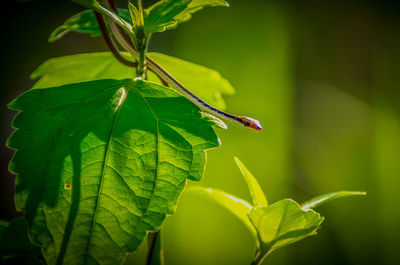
[[48, 27, 70, 43], [233, 156, 242, 166]]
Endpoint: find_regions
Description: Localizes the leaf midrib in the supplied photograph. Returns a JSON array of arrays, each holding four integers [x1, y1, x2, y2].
[[83, 86, 128, 264]]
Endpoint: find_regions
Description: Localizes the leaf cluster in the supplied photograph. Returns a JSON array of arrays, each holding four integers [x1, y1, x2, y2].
[[187, 158, 365, 264], [52, 0, 228, 42]]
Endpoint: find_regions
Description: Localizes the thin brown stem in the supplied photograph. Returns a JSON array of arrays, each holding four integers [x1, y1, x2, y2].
[[145, 231, 159, 265], [94, 12, 137, 67], [104, 0, 117, 12]]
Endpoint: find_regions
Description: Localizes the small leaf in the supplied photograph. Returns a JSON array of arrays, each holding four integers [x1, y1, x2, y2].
[[234, 157, 268, 207], [301, 191, 366, 210], [49, 10, 101, 42], [0, 217, 42, 261], [8, 78, 219, 265], [48, 8, 132, 42], [144, 0, 229, 34], [249, 199, 323, 255], [186, 185, 257, 237]]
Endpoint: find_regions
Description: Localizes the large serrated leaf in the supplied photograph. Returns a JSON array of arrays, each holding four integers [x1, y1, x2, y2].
[[31, 52, 234, 109], [249, 199, 324, 255], [7, 78, 219, 265], [144, 0, 229, 34]]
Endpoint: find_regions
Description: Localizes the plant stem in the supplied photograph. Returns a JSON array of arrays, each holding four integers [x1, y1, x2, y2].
[[103, 0, 169, 86], [136, 43, 147, 78], [103, 0, 116, 10], [94, 12, 137, 67], [251, 249, 269, 265], [133, 0, 147, 78], [138, 0, 143, 10], [145, 231, 163, 265]]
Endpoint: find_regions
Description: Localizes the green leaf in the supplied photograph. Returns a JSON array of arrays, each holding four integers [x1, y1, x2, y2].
[[301, 191, 366, 210], [185, 186, 257, 237], [234, 157, 268, 207], [144, 0, 229, 34], [49, 10, 100, 42], [7, 78, 219, 265], [249, 199, 324, 255], [49, 8, 133, 42], [144, 0, 191, 34], [57, 1, 229, 39], [0, 217, 42, 261], [31, 52, 234, 109]]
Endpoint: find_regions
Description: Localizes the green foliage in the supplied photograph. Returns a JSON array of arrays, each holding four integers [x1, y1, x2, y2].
[[249, 200, 323, 255], [0, 217, 41, 263], [7, 77, 220, 264], [49, 10, 101, 42], [188, 158, 365, 264], [31, 52, 234, 109]]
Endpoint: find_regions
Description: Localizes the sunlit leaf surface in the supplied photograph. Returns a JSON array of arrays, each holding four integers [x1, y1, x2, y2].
[[249, 199, 323, 254], [7, 78, 219, 265]]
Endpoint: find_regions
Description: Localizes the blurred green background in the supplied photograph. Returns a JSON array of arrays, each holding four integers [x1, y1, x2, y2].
[[1, 0, 399, 264]]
